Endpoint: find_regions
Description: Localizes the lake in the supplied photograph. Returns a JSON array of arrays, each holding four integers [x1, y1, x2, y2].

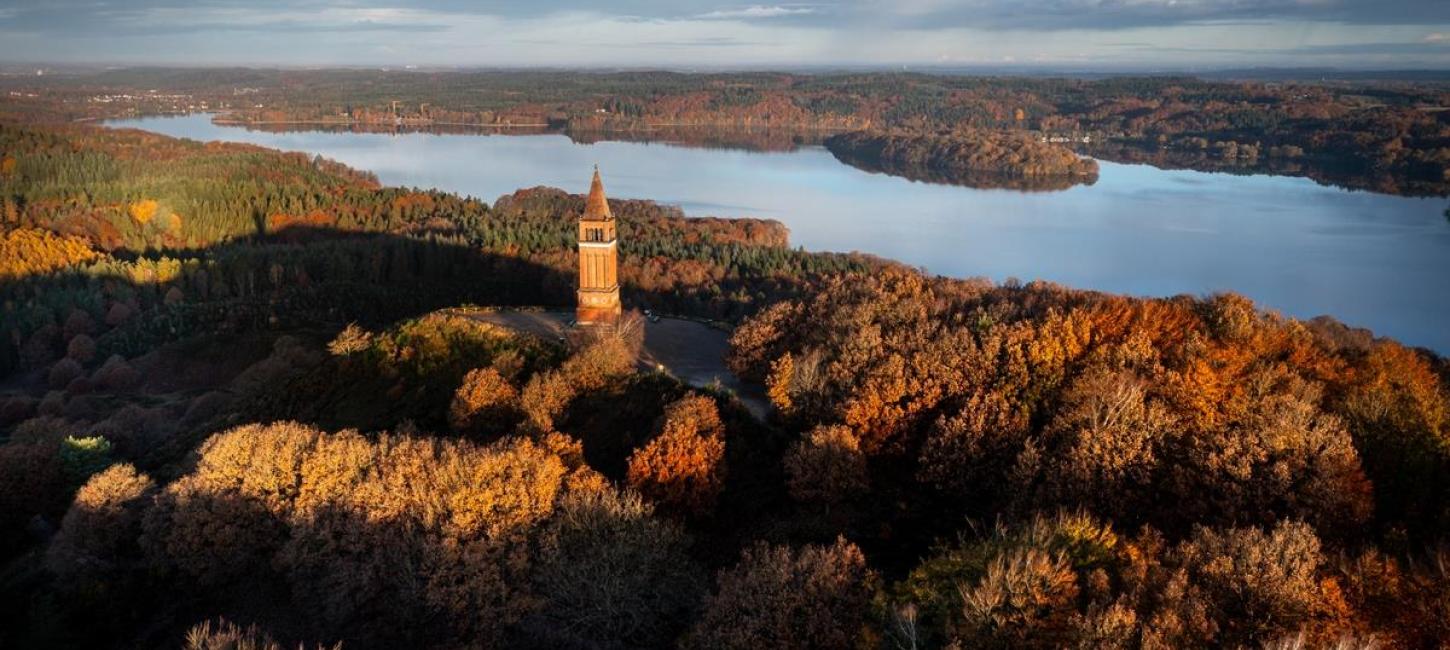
[[108, 114, 1450, 352]]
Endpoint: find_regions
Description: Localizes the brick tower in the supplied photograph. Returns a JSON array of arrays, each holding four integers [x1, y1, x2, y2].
[[576, 166, 622, 325]]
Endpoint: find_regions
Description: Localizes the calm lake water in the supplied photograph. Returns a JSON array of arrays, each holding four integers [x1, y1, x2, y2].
[[109, 114, 1450, 352]]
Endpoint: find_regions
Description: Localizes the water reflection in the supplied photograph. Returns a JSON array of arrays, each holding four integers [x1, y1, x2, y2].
[[824, 147, 1099, 192], [107, 114, 1450, 352], [1079, 140, 1447, 198]]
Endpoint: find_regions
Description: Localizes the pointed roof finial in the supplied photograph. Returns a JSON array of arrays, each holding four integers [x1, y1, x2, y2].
[[584, 165, 612, 220]]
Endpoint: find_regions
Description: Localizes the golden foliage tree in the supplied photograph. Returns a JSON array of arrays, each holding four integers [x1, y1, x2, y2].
[[277, 431, 570, 643], [765, 352, 793, 414], [520, 369, 574, 435], [565, 336, 637, 393], [138, 420, 693, 647], [626, 394, 727, 516], [128, 199, 159, 225], [46, 463, 156, 582], [449, 367, 520, 436], [0, 228, 98, 281], [520, 337, 635, 434], [142, 421, 325, 583]]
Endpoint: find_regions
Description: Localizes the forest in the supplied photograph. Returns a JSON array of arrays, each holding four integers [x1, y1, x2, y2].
[[824, 129, 1100, 190], [2, 101, 1450, 649], [5, 68, 1447, 195]]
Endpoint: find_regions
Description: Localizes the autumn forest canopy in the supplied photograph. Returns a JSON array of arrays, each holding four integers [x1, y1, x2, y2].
[[0, 68, 1449, 649]]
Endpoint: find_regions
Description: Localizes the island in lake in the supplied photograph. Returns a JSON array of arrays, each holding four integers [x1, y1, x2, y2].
[[824, 129, 1099, 190]]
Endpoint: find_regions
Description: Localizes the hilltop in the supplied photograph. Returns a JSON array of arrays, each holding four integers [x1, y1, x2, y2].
[[0, 113, 1448, 649]]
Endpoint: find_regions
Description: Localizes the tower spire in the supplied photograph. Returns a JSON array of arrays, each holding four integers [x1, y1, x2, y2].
[[585, 164, 612, 220], [576, 166, 621, 325]]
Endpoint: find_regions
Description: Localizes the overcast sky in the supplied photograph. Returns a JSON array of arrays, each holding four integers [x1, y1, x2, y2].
[[1, 1, 1447, 70]]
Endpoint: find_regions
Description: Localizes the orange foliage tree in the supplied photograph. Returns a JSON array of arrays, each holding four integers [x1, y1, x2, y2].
[[626, 393, 727, 516], [449, 367, 521, 436], [729, 270, 1400, 537]]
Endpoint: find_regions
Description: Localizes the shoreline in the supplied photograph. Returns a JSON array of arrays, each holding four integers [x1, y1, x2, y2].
[[102, 111, 1441, 199], [78, 112, 1450, 352]]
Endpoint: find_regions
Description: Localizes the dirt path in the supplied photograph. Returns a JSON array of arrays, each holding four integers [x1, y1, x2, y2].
[[462, 309, 770, 419]]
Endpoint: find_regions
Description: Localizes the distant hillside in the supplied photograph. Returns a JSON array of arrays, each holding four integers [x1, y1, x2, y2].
[[4, 67, 1444, 195]]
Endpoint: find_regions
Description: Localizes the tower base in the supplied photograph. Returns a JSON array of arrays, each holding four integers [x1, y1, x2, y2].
[[576, 305, 622, 325], [576, 288, 622, 325]]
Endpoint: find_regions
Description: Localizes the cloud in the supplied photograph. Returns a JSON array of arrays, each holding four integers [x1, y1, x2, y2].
[[1287, 41, 1450, 56], [144, 19, 451, 34], [2, 0, 1448, 33], [0, 0, 1446, 68], [1108, 39, 1450, 58], [696, 5, 817, 20], [846, 0, 1450, 31]]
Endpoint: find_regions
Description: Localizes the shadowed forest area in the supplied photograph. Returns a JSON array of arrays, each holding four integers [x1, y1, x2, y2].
[[2, 106, 1450, 649]]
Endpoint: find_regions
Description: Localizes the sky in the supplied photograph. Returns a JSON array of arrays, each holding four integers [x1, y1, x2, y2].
[[1, 0, 1448, 70]]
